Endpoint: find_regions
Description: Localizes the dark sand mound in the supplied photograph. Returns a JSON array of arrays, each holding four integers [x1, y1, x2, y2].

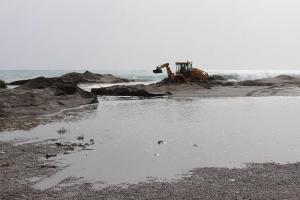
[[0, 80, 7, 89], [239, 74, 300, 86], [238, 80, 274, 86], [8, 71, 132, 86], [8, 79, 28, 86], [91, 84, 170, 97], [0, 77, 98, 118], [90, 74, 300, 98], [60, 70, 131, 84], [157, 75, 234, 87], [17, 77, 62, 89], [208, 75, 227, 81], [158, 74, 227, 84]]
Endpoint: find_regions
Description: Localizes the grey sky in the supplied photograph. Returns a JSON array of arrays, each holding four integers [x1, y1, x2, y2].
[[0, 0, 300, 70]]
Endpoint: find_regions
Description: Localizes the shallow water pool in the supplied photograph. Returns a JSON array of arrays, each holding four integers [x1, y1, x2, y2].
[[1, 96, 300, 189]]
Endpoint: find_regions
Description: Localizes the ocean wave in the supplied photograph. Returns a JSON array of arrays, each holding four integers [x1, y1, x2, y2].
[[1, 69, 300, 83], [207, 70, 300, 81]]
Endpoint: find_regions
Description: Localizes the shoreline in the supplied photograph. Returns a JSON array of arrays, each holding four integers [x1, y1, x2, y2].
[[2, 139, 300, 199]]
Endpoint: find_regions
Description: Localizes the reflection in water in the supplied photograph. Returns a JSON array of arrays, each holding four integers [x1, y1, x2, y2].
[[1, 96, 300, 189]]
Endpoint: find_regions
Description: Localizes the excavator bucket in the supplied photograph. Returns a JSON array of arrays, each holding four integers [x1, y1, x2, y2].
[[153, 68, 163, 74]]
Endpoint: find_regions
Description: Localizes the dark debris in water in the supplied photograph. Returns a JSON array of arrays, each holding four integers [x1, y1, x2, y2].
[[157, 140, 166, 145], [57, 127, 69, 135]]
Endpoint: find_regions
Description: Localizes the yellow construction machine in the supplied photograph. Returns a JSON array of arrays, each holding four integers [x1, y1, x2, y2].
[[153, 61, 209, 83]]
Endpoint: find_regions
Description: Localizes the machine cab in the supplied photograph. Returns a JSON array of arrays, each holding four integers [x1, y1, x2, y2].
[[175, 61, 193, 75]]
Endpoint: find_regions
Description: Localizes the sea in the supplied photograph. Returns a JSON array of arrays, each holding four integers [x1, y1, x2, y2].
[[1, 69, 300, 189], [2, 69, 300, 83]]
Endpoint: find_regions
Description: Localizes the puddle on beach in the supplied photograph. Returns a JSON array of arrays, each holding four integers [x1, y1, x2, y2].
[[1, 96, 300, 189]]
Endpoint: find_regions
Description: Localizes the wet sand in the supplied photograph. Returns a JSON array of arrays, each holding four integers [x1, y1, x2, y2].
[[156, 84, 300, 97], [2, 140, 300, 199]]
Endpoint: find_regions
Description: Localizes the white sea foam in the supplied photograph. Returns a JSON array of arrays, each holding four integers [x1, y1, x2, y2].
[[207, 70, 300, 81], [1, 69, 300, 83]]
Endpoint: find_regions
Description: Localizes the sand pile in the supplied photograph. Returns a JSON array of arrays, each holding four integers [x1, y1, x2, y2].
[[8, 71, 132, 86], [91, 84, 170, 97], [0, 77, 98, 118]]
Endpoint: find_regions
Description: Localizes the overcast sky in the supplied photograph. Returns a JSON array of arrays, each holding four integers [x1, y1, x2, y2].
[[0, 0, 300, 70]]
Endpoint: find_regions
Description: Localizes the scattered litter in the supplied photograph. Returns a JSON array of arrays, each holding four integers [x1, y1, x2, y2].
[[57, 127, 68, 135], [45, 154, 57, 159], [40, 164, 57, 168], [77, 135, 84, 141], [158, 140, 166, 145], [55, 142, 62, 147], [84, 143, 90, 146], [228, 179, 236, 182], [90, 139, 95, 145], [63, 151, 71, 155], [81, 148, 94, 151], [1, 151, 5, 154], [154, 153, 160, 157], [78, 143, 85, 147]]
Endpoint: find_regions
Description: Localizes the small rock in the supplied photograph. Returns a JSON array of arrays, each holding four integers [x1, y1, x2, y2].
[[55, 142, 62, 147], [84, 143, 90, 146], [45, 154, 57, 159], [154, 153, 160, 157], [63, 151, 71, 155], [78, 143, 85, 147], [229, 179, 236, 182], [77, 135, 84, 141], [90, 139, 95, 145], [193, 144, 198, 147], [40, 164, 57, 168], [57, 128, 68, 134]]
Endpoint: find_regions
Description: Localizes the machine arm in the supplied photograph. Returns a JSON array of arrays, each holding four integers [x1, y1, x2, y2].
[[153, 63, 174, 80]]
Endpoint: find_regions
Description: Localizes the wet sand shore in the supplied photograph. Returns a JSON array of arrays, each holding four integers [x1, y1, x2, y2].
[[2, 139, 300, 199]]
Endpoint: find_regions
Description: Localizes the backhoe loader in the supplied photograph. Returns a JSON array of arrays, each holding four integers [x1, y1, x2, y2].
[[153, 61, 208, 83]]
